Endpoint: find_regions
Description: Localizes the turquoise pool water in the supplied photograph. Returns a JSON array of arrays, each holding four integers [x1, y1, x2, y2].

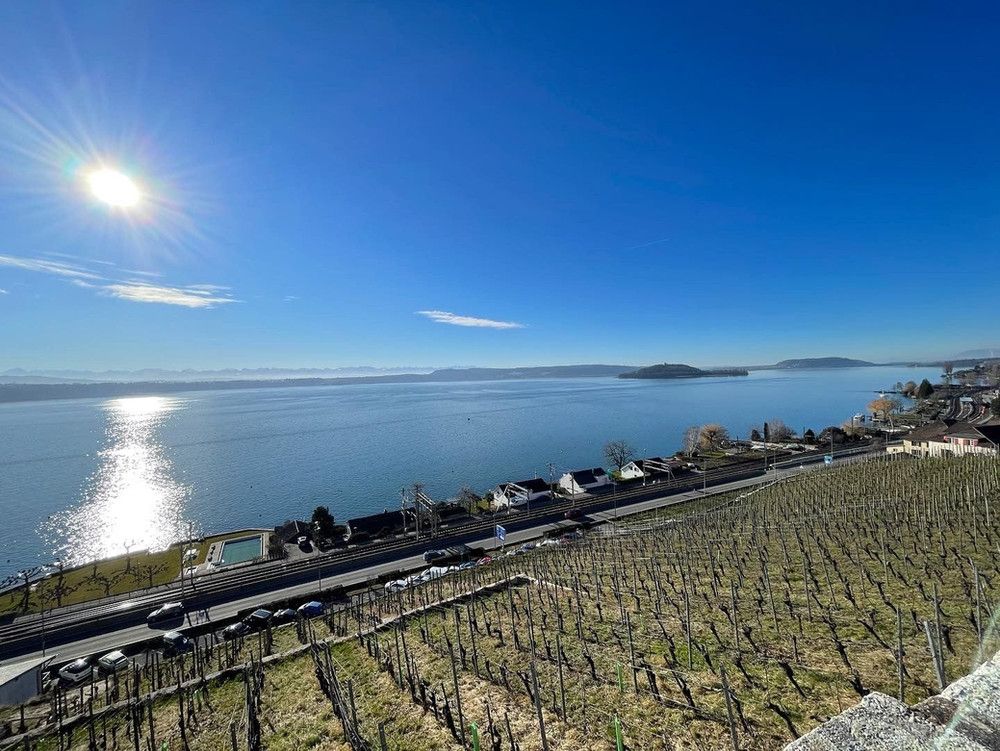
[[218, 536, 262, 566]]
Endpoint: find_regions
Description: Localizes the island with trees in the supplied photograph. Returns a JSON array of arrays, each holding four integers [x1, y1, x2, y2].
[[618, 363, 749, 379]]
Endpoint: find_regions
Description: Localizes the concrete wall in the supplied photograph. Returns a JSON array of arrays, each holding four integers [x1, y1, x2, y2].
[[0, 665, 43, 707], [786, 649, 1000, 750]]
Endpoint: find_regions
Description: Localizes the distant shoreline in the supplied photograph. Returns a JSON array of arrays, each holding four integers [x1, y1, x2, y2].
[[0, 365, 635, 404], [0, 362, 924, 405]]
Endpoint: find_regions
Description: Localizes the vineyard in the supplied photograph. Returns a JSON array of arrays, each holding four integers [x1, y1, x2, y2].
[[6, 454, 1000, 751]]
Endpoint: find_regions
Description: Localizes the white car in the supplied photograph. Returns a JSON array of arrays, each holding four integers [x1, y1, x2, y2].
[[384, 579, 407, 593], [97, 650, 129, 674], [58, 658, 93, 685]]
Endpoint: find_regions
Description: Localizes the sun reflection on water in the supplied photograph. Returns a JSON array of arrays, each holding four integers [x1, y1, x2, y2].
[[45, 396, 192, 566]]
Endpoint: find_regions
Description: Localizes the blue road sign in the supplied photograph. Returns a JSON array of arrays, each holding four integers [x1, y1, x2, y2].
[[496, 524, 506, 542]]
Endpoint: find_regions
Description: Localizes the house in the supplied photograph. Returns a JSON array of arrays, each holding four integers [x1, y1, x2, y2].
[[558, 467, 610, 495], [618, 456, 683, 483], [492, 478, 550, 509], [0, 655, 53, 707], [273, 520, 311, 545], [346, 510, 405, 541], [888, 420, 1000, 457]]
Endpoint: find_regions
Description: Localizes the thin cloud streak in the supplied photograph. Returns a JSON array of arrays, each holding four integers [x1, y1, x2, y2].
[[0, 252, 237, 308], [416, 310, 525, 329], [0, 254, 104, 281], [103, 282, 238, 308]]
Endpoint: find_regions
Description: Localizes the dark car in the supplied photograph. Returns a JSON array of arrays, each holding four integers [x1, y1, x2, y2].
[[222, 622, 251, 641], [243, 608, 273, 629], [315, 537, 335, 552], [146, 601, 185, 626], [297, 601, 324, 618], [564, 508, 583, 520], [272, 608, 297, 624], [162, 631, 193, 656], [296, 535, 312, 552]]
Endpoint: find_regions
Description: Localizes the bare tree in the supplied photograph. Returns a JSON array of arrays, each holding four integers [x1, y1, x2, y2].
[[603, 440, 635, 471], [698, 424, 730, 452], [767, 419, 795, 442], [682, 426, 701, 455], [456, 486, 481, 513], [868, 397, 899, 422]]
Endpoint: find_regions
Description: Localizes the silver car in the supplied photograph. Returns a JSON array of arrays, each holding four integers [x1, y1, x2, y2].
[[97, 650, 129, 674]]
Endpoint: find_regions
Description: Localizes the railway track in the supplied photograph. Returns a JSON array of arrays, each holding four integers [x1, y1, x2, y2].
[[0, 443, 875, 658]]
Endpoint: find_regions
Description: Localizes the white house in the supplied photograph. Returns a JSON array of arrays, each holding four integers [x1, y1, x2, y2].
[[558, 467, 610, 495], [618, 456, 682, 482], [887, 421, 1000, 458], [492, 478, 550, 509]]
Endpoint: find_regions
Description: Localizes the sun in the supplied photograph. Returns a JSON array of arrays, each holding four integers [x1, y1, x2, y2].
[[87, 167, 142, 208]]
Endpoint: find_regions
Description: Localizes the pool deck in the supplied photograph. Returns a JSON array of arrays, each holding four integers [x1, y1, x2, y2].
[[193, 530, 269, 576]]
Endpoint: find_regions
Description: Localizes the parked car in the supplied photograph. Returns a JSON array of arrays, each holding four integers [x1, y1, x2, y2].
[[222, 622, 251, 641], [458, 561, 476, 570], [243, 608, 273, 628], [97, 650, 129, 674], [297, 600, 325, 617], [384, 579, 407, 593], [146, 602, 185, 626], [58, 658, 93, 685], [476, 556, 492, 566], [422, 549, 448, 564], [296, 535, 312, 552], [272, 608, 297, 624], [162, 631, 193, 656]]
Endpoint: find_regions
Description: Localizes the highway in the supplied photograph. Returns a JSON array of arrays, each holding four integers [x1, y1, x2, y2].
[[0, 443, 875, 667]]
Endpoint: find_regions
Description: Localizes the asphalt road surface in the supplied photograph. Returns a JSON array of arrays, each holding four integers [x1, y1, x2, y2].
[[0, 445, 874, 668]]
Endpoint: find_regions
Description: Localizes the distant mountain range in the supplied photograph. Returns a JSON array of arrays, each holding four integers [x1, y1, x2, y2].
[[0, 365, 636, 404], [0, 366, 434, 384], [619, 363, 748, 379], [4, 354, 992, 404], [768, 357, 876, 369]]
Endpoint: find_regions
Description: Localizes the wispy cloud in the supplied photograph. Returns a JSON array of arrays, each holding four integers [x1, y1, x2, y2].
[[103, 282, 238, 309], [0, 253, 237, 308], [0, 288, 7, 295], [416, 310, 526, 329], [283, 295, 299, 302], [0, 254, 104, 281]]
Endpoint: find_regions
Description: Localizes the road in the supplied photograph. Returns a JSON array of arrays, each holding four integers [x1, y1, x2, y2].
[[0, 444, 874, 667]]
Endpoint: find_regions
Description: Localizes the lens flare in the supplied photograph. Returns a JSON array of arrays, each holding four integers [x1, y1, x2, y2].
[[87, 167, 141, 207]]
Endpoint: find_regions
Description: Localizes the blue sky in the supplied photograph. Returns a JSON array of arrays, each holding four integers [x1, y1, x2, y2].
[[0, 2, 998, 370]]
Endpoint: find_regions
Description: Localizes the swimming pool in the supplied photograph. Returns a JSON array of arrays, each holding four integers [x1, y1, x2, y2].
[[218, 535, 262, 566]]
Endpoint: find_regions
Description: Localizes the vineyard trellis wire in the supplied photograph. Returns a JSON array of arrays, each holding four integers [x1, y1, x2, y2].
[[4, 454, 1000, 751]]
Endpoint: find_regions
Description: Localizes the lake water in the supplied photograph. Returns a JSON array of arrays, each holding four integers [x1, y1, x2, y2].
[[0, 366, 939, 576]]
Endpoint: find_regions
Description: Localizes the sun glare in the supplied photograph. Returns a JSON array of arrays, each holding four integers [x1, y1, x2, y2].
[[87, 167, 142, 207]]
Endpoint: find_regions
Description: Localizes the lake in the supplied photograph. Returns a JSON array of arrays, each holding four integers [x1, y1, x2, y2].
[[0, 366, 939, 576]]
